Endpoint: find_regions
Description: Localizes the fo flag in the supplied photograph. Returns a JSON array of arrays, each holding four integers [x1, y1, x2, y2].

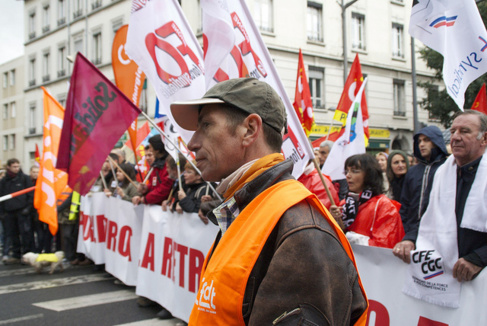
[[323, 79, 367, 181], [34, 88, 68, 235], [293, 49, 314, 136], [126, 0, 206, 145], [56, 53, 141, 195], [201, 0, 314, 178], [409, 0, 487, 110], [471, 83, 487, 114]]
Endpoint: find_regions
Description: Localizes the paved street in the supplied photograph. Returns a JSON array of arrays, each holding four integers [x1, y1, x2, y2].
[[0, 261, 186, 326]]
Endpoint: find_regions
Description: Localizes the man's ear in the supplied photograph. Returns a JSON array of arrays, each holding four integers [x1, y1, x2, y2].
[[241, 113, 263, 147], [481, 132, 487, 146]]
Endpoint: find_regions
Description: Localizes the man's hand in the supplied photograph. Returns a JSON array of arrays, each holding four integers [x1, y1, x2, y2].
[[137, 184, 147, 194], [178, 190, 186, 200], [453, 258, 482, 282], [161, 200, 169, 211], [198, 209, 209, 225], [132, 196, 142, 206], [175, 203, 183, 214], [393, 240, 415, 264], [201, 195, 212, 203]]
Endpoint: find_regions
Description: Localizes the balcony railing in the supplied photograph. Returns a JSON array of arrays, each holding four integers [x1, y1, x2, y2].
[[29, 32, 36, 40], [42, 25, 50, 33], [93, 58, 102, 65], [42, 75, 50, 82], [57, 69, 66, 78], [29, 127, 36, 135], [28, 80, 36, 87], [92, 0, 102, 10], [57, 17, 66, 26], [73, 9, 83, 19]]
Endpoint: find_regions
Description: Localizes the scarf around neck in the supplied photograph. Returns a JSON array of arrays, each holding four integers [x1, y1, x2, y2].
[[342, 189, 374, 228]]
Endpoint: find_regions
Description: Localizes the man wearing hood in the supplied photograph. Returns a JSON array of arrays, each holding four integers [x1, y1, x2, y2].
[[393, 126, 448, 263]]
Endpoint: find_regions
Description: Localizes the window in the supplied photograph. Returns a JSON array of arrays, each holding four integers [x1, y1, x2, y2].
[[58, 96, 66, 108], [308, 67, 325, 109], [3, 136, 7, 151], [139, 79, 148, 113], [9, 134, 15, 150], [58, 46, 66, 77], [43, 52, 50, 82], [3, 104, 8, 119], [254, 0, 273, 33], [351, 13, 366, 51], [307, 2, 323, 42], [74, 38, 83, 55], [58, 0, 66, 25], [393, 79, 406, 117], [73, 0, 83, 18], [392, 23, 404, 58], [9, 70, 15, 86], [29, 11, 36, 39], [29, 104, 36, 134], [10, 102, 16, 118], [42, 4, 50, 33], [3, 72, 7, 88], [93, 32, 102, 64], [29, 58, 36, 86]]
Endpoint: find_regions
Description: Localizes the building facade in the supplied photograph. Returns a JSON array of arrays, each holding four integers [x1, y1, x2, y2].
[[0, 57, 25, 169], [19, 0, 440, 170]]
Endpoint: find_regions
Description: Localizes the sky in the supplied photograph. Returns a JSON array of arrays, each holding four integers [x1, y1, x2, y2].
[[0, 1, 24, 65]]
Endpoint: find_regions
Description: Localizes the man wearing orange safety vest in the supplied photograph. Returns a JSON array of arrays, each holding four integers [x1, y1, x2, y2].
[[171, 78, 368, 325]]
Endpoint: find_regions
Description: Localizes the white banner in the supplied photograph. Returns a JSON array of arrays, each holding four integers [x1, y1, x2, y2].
[[353, 244, 487, 325]]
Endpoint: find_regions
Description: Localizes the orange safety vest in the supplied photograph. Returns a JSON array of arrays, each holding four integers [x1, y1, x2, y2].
[[189, 179, 368, 326]]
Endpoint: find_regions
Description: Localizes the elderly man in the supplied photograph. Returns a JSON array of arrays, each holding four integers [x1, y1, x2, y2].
[[398, 110, 487, 284], [318, 140, 333, 168], [171, 78, 367, 325]]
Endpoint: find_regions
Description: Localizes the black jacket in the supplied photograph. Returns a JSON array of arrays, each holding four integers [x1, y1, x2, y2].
[[399, 126, 448, 242], [0, 170, 34, 214], [206, 159, 367, 325]]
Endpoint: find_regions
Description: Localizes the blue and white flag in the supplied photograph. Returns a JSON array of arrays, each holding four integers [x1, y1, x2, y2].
[[409, 0, 487, 110], [322, 79, 367, 181]]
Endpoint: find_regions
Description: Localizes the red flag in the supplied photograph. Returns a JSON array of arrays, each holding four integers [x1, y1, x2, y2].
[[124, 121, 151, 161], [293, 49, 314, 136], [333, 54, 369, 144], [471, 83, 487, 114], [34, 144, 41, 166], [56, 53, 142, 195], [311, 132, 341, 148]]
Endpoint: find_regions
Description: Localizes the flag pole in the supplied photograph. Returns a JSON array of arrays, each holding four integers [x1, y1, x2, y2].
[[107, 155, 139, 189], [99, 171, 109, 190], [0, 186, 36, 203], [139, 111, 222, 201], [143, 167, 153, 184]]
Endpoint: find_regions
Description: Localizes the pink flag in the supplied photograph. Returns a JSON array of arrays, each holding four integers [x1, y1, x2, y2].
[[56, 53, 141, 195], [201, 0, 314, 178]]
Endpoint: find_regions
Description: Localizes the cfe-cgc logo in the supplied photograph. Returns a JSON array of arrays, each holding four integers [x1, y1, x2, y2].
[[195, 277, 216, 314], [412, 250, 444, 280]]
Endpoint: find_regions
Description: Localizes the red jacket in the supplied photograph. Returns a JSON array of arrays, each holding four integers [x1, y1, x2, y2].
[[347, 194, 405, 249], [144, 164, 174, 205], [298, 169, 339, 210]]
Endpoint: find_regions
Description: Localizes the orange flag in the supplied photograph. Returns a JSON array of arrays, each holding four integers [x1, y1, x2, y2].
[[293, 49, 314, 136], [333, 54, 369, 145], [471, 83, 487, 114], [34, 87, 68, 235], [112, 24, 146, 159]]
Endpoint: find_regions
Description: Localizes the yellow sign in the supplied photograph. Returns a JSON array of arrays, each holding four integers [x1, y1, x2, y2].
[[310, 124, 390, 139]]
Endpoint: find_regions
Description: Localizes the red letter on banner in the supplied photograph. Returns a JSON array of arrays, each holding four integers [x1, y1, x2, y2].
[[417, 316, 449, 326], [189, 248, 205, 293], [106, 220, 118, 251], [118, 226, 132, 261], [176, 243, 188, 288], [140, 232, 155, 271], [161, 237, 173, 278], [366, 300, 390, 326], [96, 214, 107, 243]]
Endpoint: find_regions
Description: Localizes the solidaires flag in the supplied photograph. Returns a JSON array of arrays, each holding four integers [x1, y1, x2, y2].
[[56, 53, 141, 195], [34, 87, 68, 235]]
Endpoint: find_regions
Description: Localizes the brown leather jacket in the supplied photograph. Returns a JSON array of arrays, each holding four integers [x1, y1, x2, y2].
[[206, 159, 367, 325]]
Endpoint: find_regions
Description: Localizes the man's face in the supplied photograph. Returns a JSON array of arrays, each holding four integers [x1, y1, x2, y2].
[[450, 114, 487, 166], [187, 104, 245, 182], [145, 149, 155, 166], [318, 146, 330, 165], [30, 167, 39, 180], [8, 163, 20, 174], [418, 134, 435, 160]]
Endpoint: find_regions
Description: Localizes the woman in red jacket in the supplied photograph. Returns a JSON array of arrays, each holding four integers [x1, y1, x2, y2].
[[330, 153, 404, 249]]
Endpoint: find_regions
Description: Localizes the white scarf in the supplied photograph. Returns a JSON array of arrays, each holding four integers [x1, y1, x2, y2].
[[403, 153, 487, 308]]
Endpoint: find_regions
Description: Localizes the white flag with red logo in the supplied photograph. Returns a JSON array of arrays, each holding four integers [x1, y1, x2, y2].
[[201, 0, 314, 178], [409, 0, 487, 110], [126, 0, 206, 144]]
